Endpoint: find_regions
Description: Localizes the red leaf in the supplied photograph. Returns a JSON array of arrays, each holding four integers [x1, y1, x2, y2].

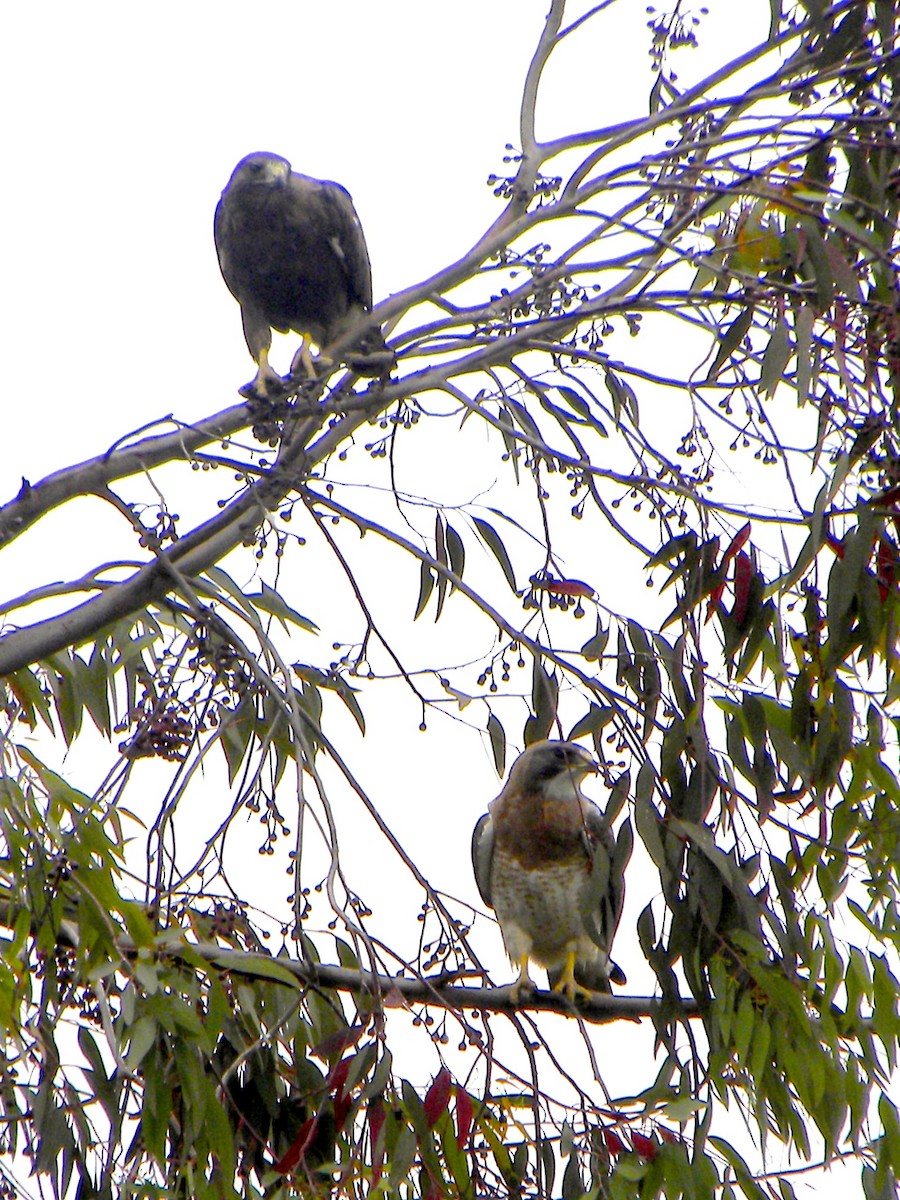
[[603, 1128, 625, 1155], [631, 1132, 657, 1160], [658, 1127, 679, 1144], [327, 1057, 351, 1097], [424, 1067, 453, 1128], [876, 537, 896, 601], [705, 580, 726, 622], [368, 1101, 386, 1185], [732, 551, 753, 627], [454, 1086, 474, 1150], [328, 1056, 353, 1129], [722, 521, 751, 564], [334, 1091, 351, 1131], [531, 576, 596, 598], [703, 536, 726, 622], [275, 1116, 318, 1174], [311, 1023, 364, 1061]]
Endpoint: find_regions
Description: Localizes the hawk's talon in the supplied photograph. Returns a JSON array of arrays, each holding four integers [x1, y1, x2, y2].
[[240, 347, 288, 400], [290, 335, 329, 380], [552, 977, 595, 1003], [239, 374, 287, 401], [508, 957, 537, 1005], [551, 948, 595, 1003]]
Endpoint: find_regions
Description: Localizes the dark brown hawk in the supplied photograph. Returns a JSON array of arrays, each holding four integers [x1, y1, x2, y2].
[[214, 152, 393, 397], [472, 740, 630, 1002]]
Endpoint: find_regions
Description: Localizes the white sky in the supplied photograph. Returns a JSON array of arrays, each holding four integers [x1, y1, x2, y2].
[[0, 3, 868, 1196]]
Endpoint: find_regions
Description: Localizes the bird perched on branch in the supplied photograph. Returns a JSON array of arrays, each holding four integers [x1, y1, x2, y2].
[[472, 740, 631, 1002], [214, 152, 393, 398]]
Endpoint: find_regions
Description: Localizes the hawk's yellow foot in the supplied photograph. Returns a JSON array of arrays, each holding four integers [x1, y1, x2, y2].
[[240, 347, 286, 400], [508, 956, 537, 1004], [551, 948, 595, 1002], [290, 335, 331, 379]]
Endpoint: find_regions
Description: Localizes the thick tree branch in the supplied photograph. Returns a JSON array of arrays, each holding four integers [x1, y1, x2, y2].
[[0, 403, 251, 551]]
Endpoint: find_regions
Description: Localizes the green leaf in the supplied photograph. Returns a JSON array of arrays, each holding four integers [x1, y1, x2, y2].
[[213, 953, 303, 989], [434, 512, 449, 620], [487, 712, 506, 776], [329, 674, 366, 735], [243, 581, 319, 634], [505, 397, 544, 444], [567, 704, 614, 741], [526, 657, 557, 743], [123, 1015, 157, 1070], [47, 652, 83, 746], [709, 1137, 767, 1200], [82, 644, 112, 737], [218, 695, 257, 782], [445, 521, 465, 582], [706, 308, 753, 382], [759, 317, 791, 397], [580, 616, 609, 661], [555, 385, 590, 420], [5, 666, 54, 731], [794, 303, 815, 405], [388, 1123, 418, 1188], [414, 559, 435, 619], [473, 517, 518, 592], [635, 766, 666, 871], [561, 1153, 584, 1200], [605, 370, 639, 426]]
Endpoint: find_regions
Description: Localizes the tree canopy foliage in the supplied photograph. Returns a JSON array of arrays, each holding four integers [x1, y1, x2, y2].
[[1, 2, 899, 1198]]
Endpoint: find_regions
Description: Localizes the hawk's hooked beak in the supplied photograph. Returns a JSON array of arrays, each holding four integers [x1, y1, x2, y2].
[[571, 747, 599, 779], [267, 162, 290, 188]]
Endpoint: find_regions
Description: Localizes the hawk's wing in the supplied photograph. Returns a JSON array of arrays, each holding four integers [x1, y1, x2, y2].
[[288, 175, 374, 312], [576, 801, 632, 985], [471, 812, 494, 908]]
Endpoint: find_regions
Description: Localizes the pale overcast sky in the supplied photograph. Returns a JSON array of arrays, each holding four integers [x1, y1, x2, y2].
[[0, 6, 858, 1194]]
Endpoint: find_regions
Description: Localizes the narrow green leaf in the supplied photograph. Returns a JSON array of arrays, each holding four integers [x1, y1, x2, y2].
[[82, 645, 112, 737], [445, 521, 465, 582], [567, 704, 614, 741], [580, 616, 609, 661], [212, 954, 303, 988], [528, 657, 557, 743], [414, 559, 435, 620], [218, 696, 256, 782], [709, 1137, 767, 1200], [6, 666, 53, 731], [123, 1016, 157, 1071], [561, 1154, 584, 1200], [434, 512, 449, 620], [556, 385, 590, 419], [760, 318, 791, 397], [473, 517, 518, 592], [605, 370, 639, 426], [706, 308, 753, 382], [487, 712, 506, 776], [505, 397, 544, 444], [794, 304, 814, 405], [243, 582, 319, 634]]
